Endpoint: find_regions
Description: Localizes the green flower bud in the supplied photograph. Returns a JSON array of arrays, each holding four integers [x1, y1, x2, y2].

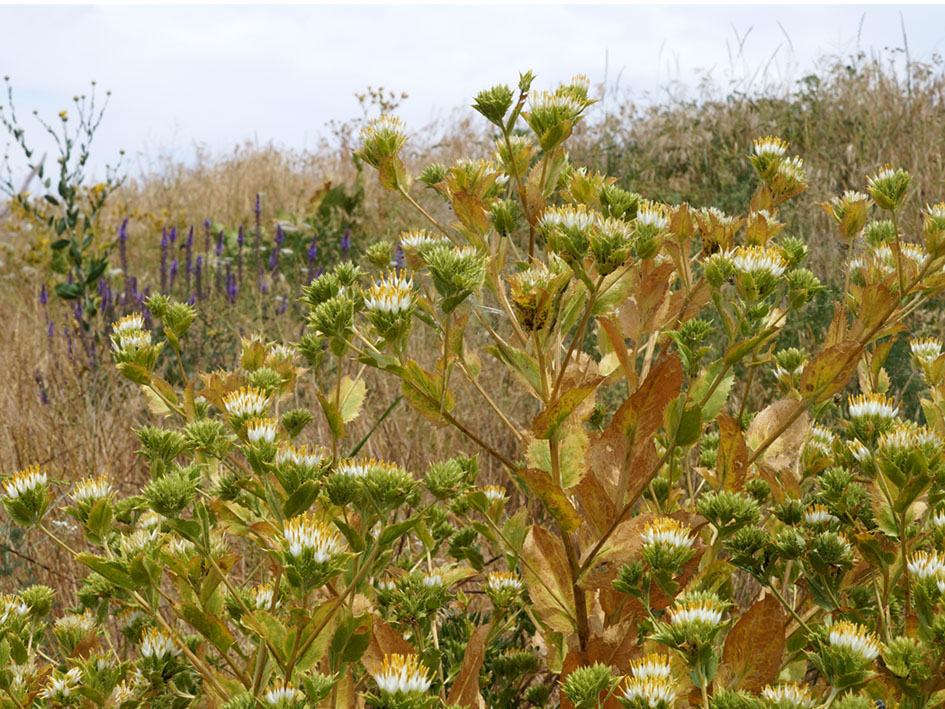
[[472, 84, 514, 126], [867, 165, 911, 211], [18, 584, 54, 618], [863, 219, 896, 247], [425, 459, 466, 499], [599, 184, 641, 220], [490, 198, 522, 237], [143, 467, 199, 517], [786, 268, 823, 309], [281, 408, 313, 438], [562, 663, 617, 709], [366, 241, 394, 269], [163, 301, 197, 339], [696, 490, 760, 538], [418, 162, 448, 187], [425, 245, 487, 313]]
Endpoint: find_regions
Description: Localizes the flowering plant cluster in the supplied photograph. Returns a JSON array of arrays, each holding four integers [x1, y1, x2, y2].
[[5, 71, 945, 708]]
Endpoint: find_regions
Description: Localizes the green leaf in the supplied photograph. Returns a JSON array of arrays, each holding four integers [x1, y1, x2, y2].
[[75, 553, 136, 590], [516, 467, 582, 532], [531, 376, 602, 439], [334, 519, 365, 553], [85, 498, 113, 542], [329, 612, 371, 671], [176, 602, 234, 653], [54, 282, 83, 300], [337, 376, 367, 423], [378, 518, 419, 546], [283, 480, 319, 519], [317, 394, 345, 439]]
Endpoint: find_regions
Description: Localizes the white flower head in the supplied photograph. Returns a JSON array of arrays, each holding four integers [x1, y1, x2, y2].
[[761, 683, 814, 709], [642, 517, 695, 553], [371, 653, 433, 696], [828, 620, 882, 661], [40, 667, 83, 701], [363, 271, 414, 315], [222, 386, 270, 419], [482, 485, 507, 502], [264, 681, 304, 706], [911, 337, 943, 364], [486, 572, 523, 593], [539, 204, 597, 234], [752, 136, 788, 159], [246, 417, 279, 444], [803, 504, 839, 525], [283, 513, 345, 562], [731, 245, 787, 278], [621, 676, 676, 708], [70, 473, 113, 505], [848, 393, 899, 421], [421, 571, 445, 588], [629, 653, 673, 680], [140, 627, 181, 660], [3, 465, 47, 500], [806, 425, 836, 456]]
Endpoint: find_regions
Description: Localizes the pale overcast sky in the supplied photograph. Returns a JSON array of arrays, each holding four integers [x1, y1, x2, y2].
[[2, 4, 945, 178]]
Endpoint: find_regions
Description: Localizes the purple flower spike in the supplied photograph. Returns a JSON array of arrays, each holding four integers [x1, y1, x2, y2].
[[269, 245, 279, 271], [340, 228, 351, 258], [46, 320, 54, 339], [277, 295, 288, 315], [216, 230, 225, 256], [169, 258, 179, 289], [118, 217, 129, 244], [169, 225, 178, 244], [274, 225, 285, 246], [195, 255, 203, 301], [203, 219, 212, 253], [307, 235, 318, 263], [254, 193, 261, 218], [39, 284, 48, 305]]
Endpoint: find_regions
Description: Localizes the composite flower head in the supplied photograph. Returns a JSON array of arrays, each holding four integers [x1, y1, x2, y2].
[[140, 627, 181, 662], [40, 667, 83, 704], [828, 620, 882, 662], [629, 654, 673, 680], [371, 653, 433, 697], [761, 683, 814, 709], [485, 571, 523, 607], [507, 263, 565, 330], [283, 512, 345, 562], [806, 424, 836, 458], [263, 680, 304, 708], [641, 516, 696, 572], [357, 115, 408, 169], [847, 392, 899, 427], [246, 417, 279, 444], [525, 88, 590, 150], [222, 386, 270, 421], [803, 504, 839, 526], [111, 313, 151, 353], [482, 485, 507, 503], [539, 204, 598, 260], [619, 675, 676, 709], [70, 473, 113, 507], [907, 550, 945, 594], [2, 464, 51, 526], [911, 337, 943, 369], [867, 164, 912, 211], [823, 190, 872, 241], [363, 270, 415, 341]]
